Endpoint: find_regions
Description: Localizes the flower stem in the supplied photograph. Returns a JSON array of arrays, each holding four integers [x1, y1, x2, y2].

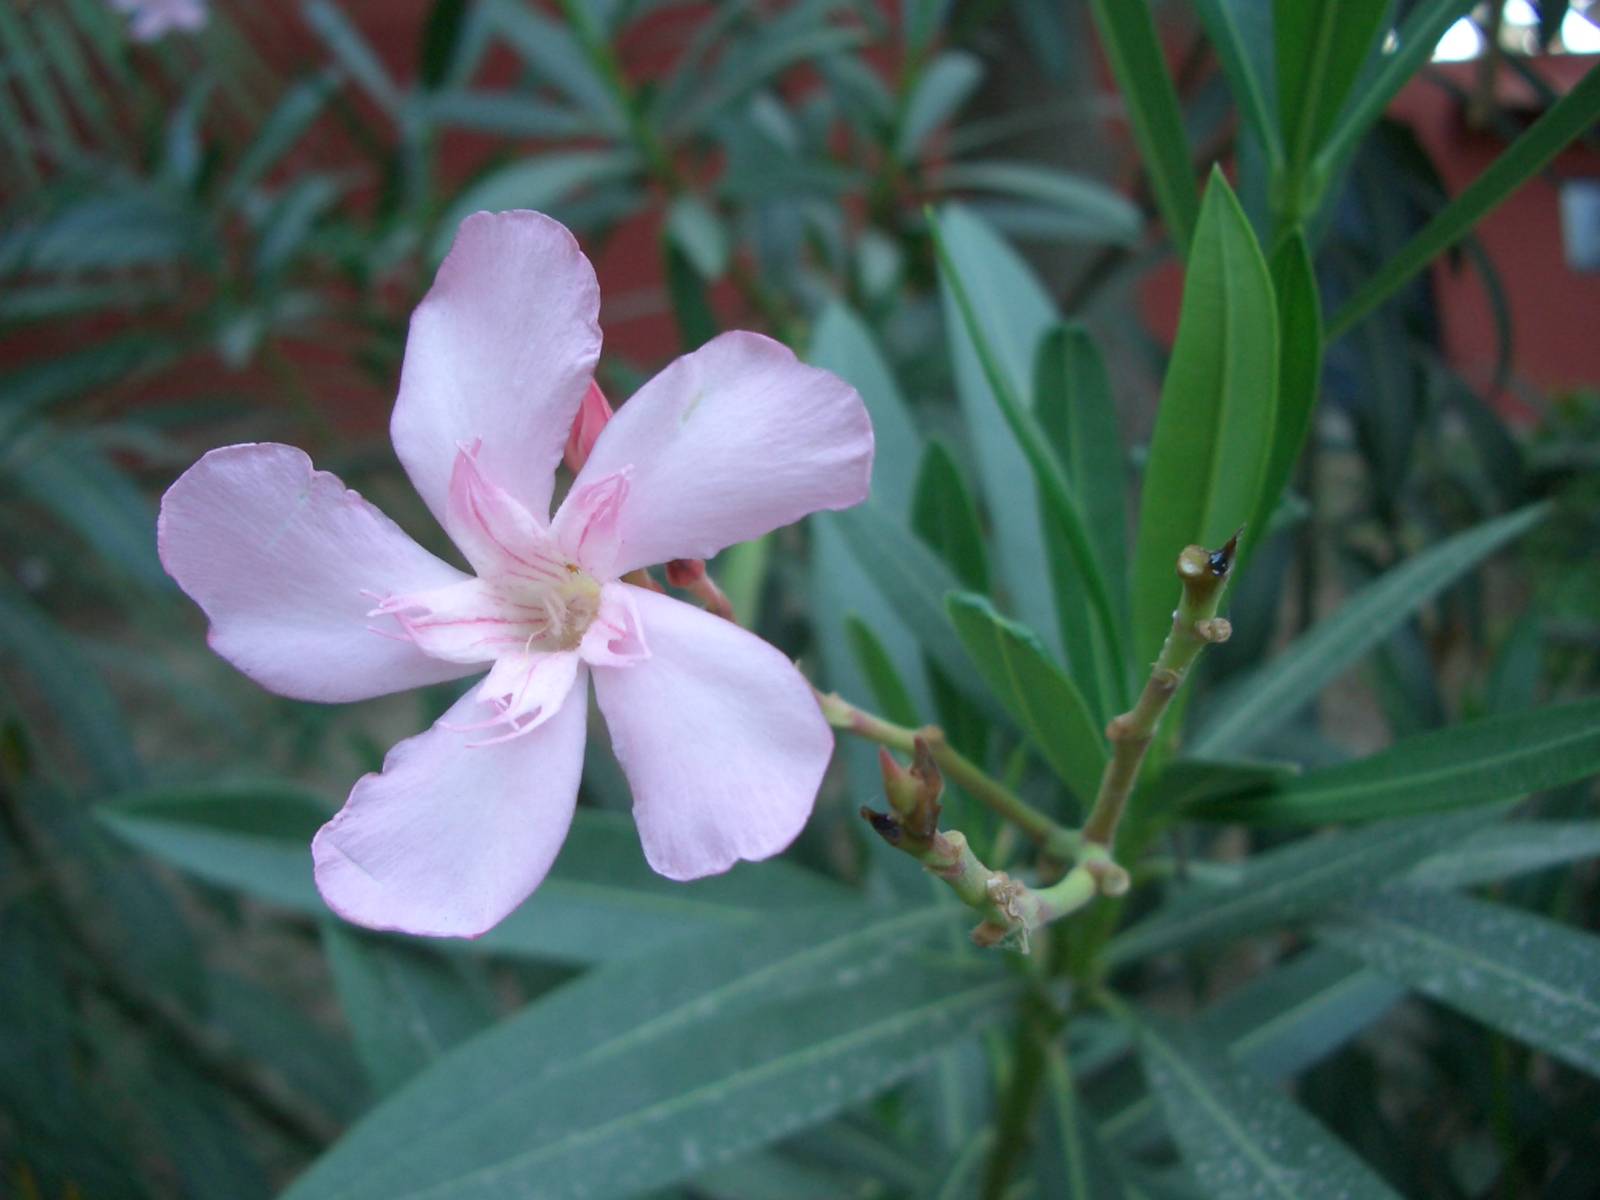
[[818, 690, 1079, 860], [1079, 535, 1238, 852]]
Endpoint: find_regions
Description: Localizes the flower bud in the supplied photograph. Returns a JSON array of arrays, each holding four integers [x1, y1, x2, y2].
[[563, 381, 613, 473]]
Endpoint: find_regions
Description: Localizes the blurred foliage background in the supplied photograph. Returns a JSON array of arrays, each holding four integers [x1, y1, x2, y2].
[[2, 1, 1599, 1198]]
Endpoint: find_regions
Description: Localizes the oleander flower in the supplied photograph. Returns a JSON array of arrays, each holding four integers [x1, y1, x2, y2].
[[158, 210, 873, 937], [109, 0, 207, 41]]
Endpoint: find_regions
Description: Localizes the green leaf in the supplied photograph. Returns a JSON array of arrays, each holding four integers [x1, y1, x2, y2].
[[1250, 233, 1322, 541], [845, 615, 920, 728], [1130, 170, 1277, 666], [303, 0, 401, 113], [1329, 61, 1600, 338], [1275, 0, 1390, 211], [1084, 0, 1200, 251], [284, 908, 1011, 1200], [422, 90, 593, 139], [1192, 697, 1600, 824], [431, 150, 640, 261], [946, 592, 1106, 808], [97, 785, 853, 963], [912, 441, 989, 593], [1039, 1044, 1132, 1199], [1137, 1018, 1402, 1198], [1319, 887, 1600, 1078], [223, 71, 338, 205], [1106, 810, 1492, 967], [1190, 0, 1280, 162], [671, 21, 867, 136], [0, 4, 71, 145], [1034, 323, 1131, 718], [831, 502, 1001, 720], [322, 926, 495, 1095], [932, 206, 1126, 676], [1410, 821, 1600, 890], [898, 50, 982, 161], [485, 0, 624, 130], [939, 161, 1141, 245], [665, 194, 730, 279], [1190, 503, 1550, 757], [664, 238, 719, 351]]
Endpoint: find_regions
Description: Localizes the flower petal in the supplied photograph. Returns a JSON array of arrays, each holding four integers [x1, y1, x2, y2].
[[312, 670, 588, 937], [372, 577, 530, 664], [158, 443, 477, 702], [555, 331, 873, 575], [590, 585, 831, 880], [392, 210, 601, 538], [445, 447, 568, 581]]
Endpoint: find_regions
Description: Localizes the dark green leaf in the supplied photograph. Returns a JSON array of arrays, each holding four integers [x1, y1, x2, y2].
[[422, 89, 593, 139], [1250, 232, 1322, 541], [1130, 170, 1277, 666], [940, 160, 1141, 244], [912, 441, 989, 593], [664, 239, 719, 351], [224, 71, 338, 205], [898, 50, 982, 161], [1319, 887, 1600, 1078], [304, 0, 401, 113], [844, 615, 921, 728], [946, 592, 1106, 808], [1039, 1044, 1132, 1199], [1411, 820, 1600, 890], [1191, 504, 1549, 757], [1190, 0, 1279, 161], [485, 0, 624, 130]]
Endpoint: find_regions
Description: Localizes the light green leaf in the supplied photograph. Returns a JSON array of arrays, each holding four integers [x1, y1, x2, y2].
[[1319, 887, 1600, 1078], [1084, 0, 1200, 251], [322, 926, 495, 1095], [898, 50, 982, 161], [665, 194, 730, 279], [940, 161, 1141, 244], [422, 90, 593, 139], [1190, 503, 1550, 756], [284, 909, 1011, 1200], [845, 615, 920, 728], [1329, 61, 1600, 338], [1410, 821, 1600, 890], [1190, 0, 1279, 162], [1106, 810, 1493, 967], [303, 0, 401, 113], [1130, 169, 1277, 666], [431, 150, 640, 261], [1138, 1017, 1402, 1198], [912, 441, 989, 593], [1250, 233, 1322, 541], [483, 0, 624, 131], [223, 72, 338, 205], [97, 785, 853, 963], [1192, 697, 1600, 824], [946, 592, 1106, 809]]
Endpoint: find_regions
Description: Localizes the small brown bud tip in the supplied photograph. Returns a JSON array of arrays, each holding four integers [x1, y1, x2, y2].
[[860, 806, 902, 844], [1196, 617, 1232, 644], [909, 736, 942, 790], [665, 558, 707, 587], [1210, 529, 1242, 577], [970, 922, 1008, 949]]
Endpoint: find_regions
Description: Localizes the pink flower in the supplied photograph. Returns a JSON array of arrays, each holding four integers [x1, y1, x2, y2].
[[158, 211, 874, 937], [108, 0, 207, 41]]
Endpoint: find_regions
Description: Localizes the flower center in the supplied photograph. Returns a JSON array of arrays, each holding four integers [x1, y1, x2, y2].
[[500, 563, 601, 653]]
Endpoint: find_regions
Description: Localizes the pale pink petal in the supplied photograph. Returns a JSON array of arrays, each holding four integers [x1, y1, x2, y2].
[[445, 447, 567, 581], [472, 650, 582, 736], [590, 585, 831, 879], [313, 671, 588, 937], [553, 468, 630, 579], [371, 577, 529, 664], [392, 211, 601, 538], [158, 443, 477, 703], [576, 582, 649, 668], [555, 331, 873, 575]]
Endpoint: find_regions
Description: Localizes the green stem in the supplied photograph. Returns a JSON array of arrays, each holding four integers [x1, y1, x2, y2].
[[1080, 538, 1237, 852], [819, 691, 1079, 859]]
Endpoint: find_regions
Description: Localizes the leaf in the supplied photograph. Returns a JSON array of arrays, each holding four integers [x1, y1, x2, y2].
[[845, 615, 920, 728], [1192, 697, 1600, 824], [1250, 233, 1322, 541], [1411, 820, 1600, 890], [939, 161, 1141, 245], [831, 502, 1001, 720], [1190, 0, 1279, 162], [932, 206, 1126, 675], [1137, 1017, 1402, 1198], [303, 0, 401, 113], [1105, 810, 1493, 967], [97, 785, 853, 963], [222, 71, 338, 205], [1084, 0, 1200, 251], [912, 441, 989, 592], [665, 194, 730, 279], [1130, 170, 1277, 666], [946, 592, 1106, 808], [1189, 503, 1550, 757], [484, 0, 624, 130], [671, 21, 867, 136], [283, 909, 1012, 1200], [898, 50, 982, 161], [421, 89, 593, 139], [664, 238, 719, 351], [1275, 0, 1390, 209], [1319, 887, 1600, 1078], [1038, 1044, 1133, 1199], [1329, 61, 1600, 338], [431, 150, 640, 261], [1034, 323, 1131, 718], [322, 926, 495, 1094]]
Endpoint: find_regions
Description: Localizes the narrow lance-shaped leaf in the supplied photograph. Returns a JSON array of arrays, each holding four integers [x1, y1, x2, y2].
[[1410, 820, 1600, 890], [1190, 0, 1280, 164], [844, 615, 921, 728], [1190, 503, 1549, 757], [1084, 0, 1200, 252], [946, 591, 1107, 810], [1192, 696, 1600, 824], [898, 50, 982, 161], [1250, 232, 1322, 541], [1330, 62, 1600, 338], [1137, 1017, 1402, 1198], [1319, 887, 1600, 1079], [1130, 169, 1278, 667], [912, 441, 990, 593], [1037, 1042, 1133, 1199], [1106, 809, 1495, 967]]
